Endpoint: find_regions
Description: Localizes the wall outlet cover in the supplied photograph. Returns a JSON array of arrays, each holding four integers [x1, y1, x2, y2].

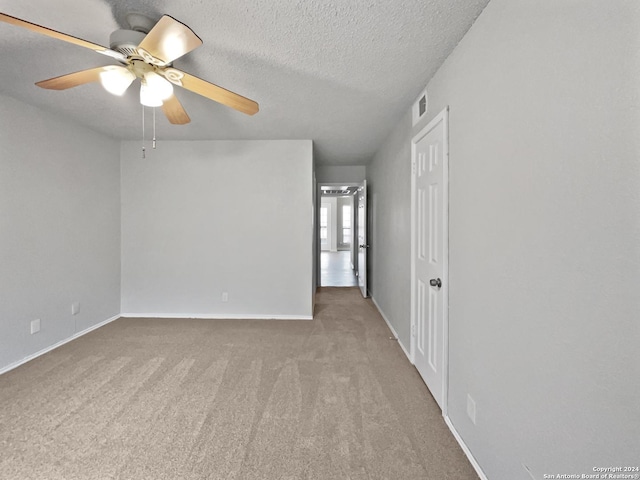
[[467, 394, 477, 425], [30, 318, 41, 334]]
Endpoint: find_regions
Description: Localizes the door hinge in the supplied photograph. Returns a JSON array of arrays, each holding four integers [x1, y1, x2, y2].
[[412, 161, 416, 175], [411, 323, 416, 336]]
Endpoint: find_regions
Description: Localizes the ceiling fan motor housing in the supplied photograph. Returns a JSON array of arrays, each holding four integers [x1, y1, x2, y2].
[[109, 29, 146, 58]]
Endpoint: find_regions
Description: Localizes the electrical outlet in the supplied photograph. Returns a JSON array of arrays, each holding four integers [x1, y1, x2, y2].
[[467, 394, 477, 425], [221, 292, 228, 302], [71, 302, 80, 315], [30, 319, 41, 334]]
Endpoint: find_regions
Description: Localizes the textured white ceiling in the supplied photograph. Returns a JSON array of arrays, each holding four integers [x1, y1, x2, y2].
[[0, 0, 489, 164]]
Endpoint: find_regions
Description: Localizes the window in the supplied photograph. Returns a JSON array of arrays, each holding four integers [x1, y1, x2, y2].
[[341, 205, 351, 245], [320, 207, 328, 242]]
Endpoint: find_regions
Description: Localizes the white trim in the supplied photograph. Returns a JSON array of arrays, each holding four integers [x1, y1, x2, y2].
[[120, 313, 313, 320], [374, 291, 487, 480], [410, 106, 450, 416], [442, 106, 450, 418], [371, 296, 411, 362], [410, 141, 417, 365], [444, 416, 489, 480], [0, 314, 121, 376], [317, 181, 364, 287], [357, 180, 368, 298]]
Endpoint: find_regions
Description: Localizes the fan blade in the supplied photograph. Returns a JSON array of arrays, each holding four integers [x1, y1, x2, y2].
[[161, 94, 191, 125], [137, 15, 202, 65], [35, 67, 109, 90], [0, 12, 126, 61], [177, 71, 259, 115]]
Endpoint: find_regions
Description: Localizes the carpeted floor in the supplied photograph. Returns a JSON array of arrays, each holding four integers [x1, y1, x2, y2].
[[0, 287, 477, 479]]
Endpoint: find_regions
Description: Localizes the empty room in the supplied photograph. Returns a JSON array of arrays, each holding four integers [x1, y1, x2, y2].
[[1, 1, 638, 479]]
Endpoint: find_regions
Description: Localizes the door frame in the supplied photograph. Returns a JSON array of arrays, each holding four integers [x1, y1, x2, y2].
[[316, 182, 363, 289], [410, 106, 450, 415], [356, 180, 368, 297]]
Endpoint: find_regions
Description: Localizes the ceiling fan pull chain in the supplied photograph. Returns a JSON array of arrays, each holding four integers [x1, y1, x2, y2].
[[153, 107, 157, 150], [141, 105, 146, 159]]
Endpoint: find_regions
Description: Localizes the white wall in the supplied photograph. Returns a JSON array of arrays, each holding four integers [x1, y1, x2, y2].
[[368, 1, 640, 478], [121, 140, 313, 319], [320, 197, 338, 252], [336, 196, 353, 250], [316, 165, 366, 184], [367, 111, 412, 342], [320, 196, 351, 251], [312, 168, 317, 296], [0, 94, 121, 371]]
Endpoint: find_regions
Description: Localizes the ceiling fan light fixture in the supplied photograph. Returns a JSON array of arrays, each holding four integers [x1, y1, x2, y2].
[[144, 72, 173, 100], [0, 11, 258, 121], [140, 81, 164, 107], [100, 68, 135, 96]]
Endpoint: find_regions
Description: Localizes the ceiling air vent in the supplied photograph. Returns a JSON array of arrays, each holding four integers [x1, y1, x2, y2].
[[412, 86, 428, 126], [419, 95, 427, 116]]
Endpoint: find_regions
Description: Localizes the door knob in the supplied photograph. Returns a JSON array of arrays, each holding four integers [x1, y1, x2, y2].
[[429, 278, 442, 288], [359, 244, 370, 248]]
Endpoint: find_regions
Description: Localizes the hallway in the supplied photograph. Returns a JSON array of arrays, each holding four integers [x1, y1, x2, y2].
[[320, 251, 358, 287]]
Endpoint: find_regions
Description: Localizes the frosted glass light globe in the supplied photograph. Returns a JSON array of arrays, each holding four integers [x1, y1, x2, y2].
[[140, 81, 163, 107], [143, 72, 173, 100], [100, 67, 135, 96]]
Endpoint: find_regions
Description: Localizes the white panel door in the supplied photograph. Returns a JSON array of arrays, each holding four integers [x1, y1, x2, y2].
[[357, 181, 368, 297], [411, 108, 448, 411]]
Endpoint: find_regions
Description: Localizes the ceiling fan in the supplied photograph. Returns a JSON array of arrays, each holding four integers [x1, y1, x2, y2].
[[0, 11, 259, 125]]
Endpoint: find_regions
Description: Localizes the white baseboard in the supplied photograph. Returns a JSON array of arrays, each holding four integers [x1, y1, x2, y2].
[[371, 297, 489, 480], [444, 415, 489, 480], [0, 314, 121, 376], [120, 313, 313, 320], [370, 296, 412, 362]]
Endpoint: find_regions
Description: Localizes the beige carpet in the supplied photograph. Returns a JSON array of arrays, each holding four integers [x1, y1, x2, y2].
[[0, 287, 477, 479]]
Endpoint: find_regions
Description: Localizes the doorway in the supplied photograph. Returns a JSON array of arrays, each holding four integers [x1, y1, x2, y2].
[[318, 184, 361, 288]]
